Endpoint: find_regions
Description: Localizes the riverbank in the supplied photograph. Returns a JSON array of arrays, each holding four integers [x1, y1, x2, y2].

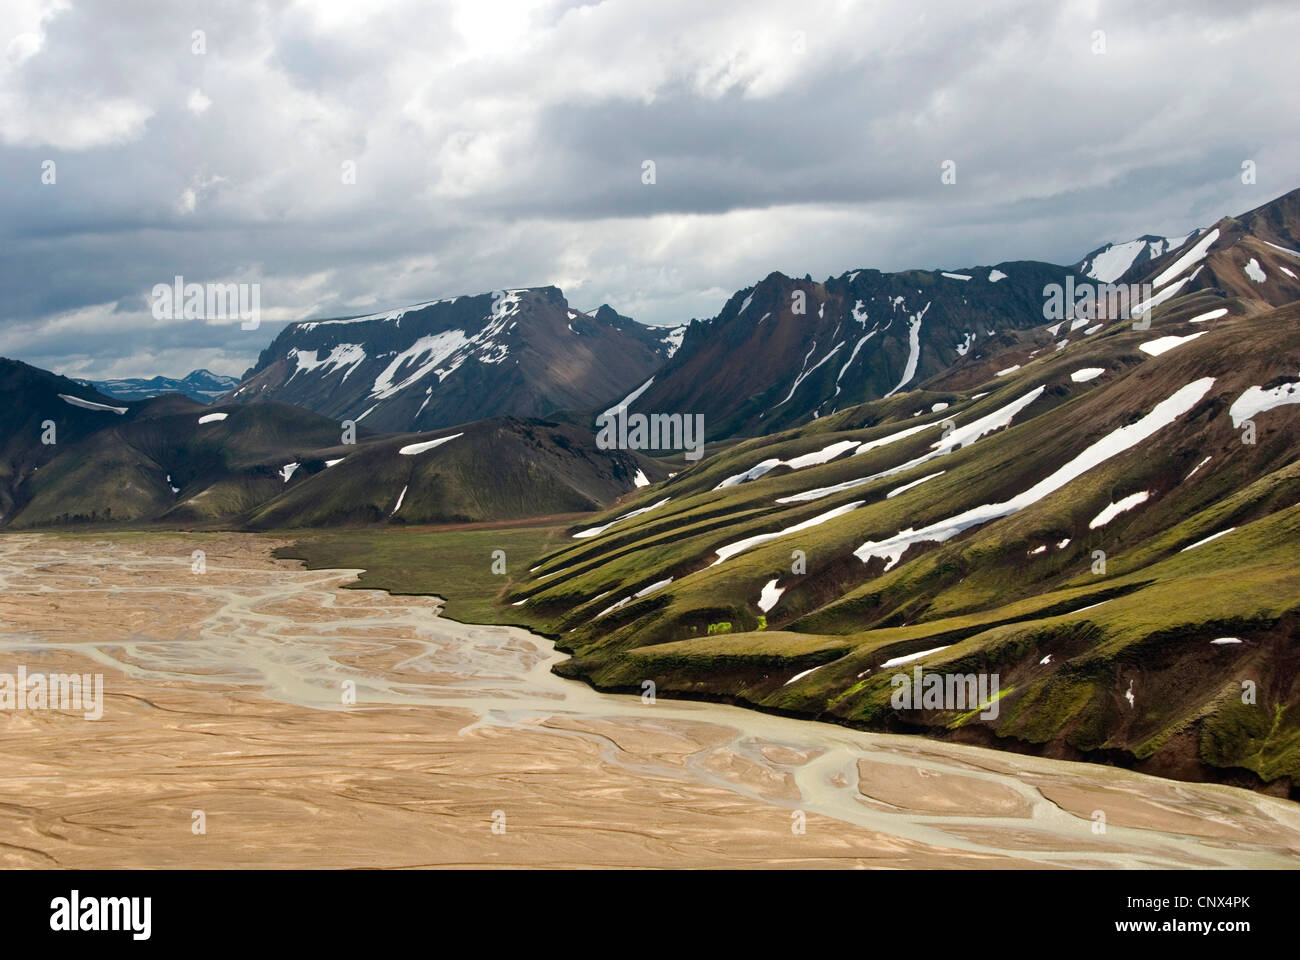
[[1, 532, 1298, 868]]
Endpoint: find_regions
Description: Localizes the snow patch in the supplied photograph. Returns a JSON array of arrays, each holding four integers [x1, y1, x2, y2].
[[59, 394, 126, 415], [714, 440, 860, 490], [661, 326, 686, 358], [602, 377, 654, 417], [837, 329, 878, 382], [1228, 377, 1300, 427], [390, 484, 408, 517], [370, 330, 469, 400], [298, 298, 450, 330], [758, 578, 784, 613], [1263, 240, 1300, 259], [596, 578, 672, 619], [886, 471, 944, 499], [1151, 228, 1219, 288], [1088, 490, 1149, 529], [398, 433, 462, 455], [883, 303, 929, 398], [289, 343, 366, 381], [880, 645, 952, 669], [711, 501, 864, 566], [1180, 528, 1236, 552], [1139, 332, 1206, 357], [776, 341, 843, 406], [1083, 239, 1147, 284], [573, 497, 671, 539], [1129, 275, 1192, 317]]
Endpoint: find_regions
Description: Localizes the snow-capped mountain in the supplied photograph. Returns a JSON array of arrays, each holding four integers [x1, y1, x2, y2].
[[227, 287, 671, 432], [511, 266, 1300, 793], [616, 261, 1088, 440], [590, 303, 686, 358], [1111, 186, 1300, 307], [1075, 233, 1197, 283], [78, 369, 239, 403], [609, 188, 1300, 444]]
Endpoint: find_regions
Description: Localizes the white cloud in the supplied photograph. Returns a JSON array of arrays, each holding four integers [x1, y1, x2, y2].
[[186, 88, 211, 115]]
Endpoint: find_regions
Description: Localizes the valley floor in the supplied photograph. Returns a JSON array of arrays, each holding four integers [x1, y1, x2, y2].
[[1, 532, 1298, 868]]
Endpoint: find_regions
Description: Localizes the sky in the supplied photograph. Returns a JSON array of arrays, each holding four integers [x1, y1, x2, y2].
[[2, 0, 1298, 379]]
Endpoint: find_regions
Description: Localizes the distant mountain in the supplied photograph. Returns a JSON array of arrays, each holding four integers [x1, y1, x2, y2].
[[242, 415, 662, 529], [616, 261, 1089, 441], [590, 303, 687, 358], [0, 359, 662, 529], [225, 287, 671, 433], [78, 369, 239, 403]]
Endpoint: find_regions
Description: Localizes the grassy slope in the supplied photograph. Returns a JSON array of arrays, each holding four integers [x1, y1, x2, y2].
[[493, 296, 1300, 794], [274, 520, 569, 625]]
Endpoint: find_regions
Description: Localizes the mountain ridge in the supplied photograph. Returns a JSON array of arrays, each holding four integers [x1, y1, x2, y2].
[[78, 369, 239, 403], [225, 286, 670, 433]]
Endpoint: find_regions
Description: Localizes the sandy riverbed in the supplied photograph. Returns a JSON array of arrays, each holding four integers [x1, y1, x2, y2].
[[0, 533, 1297, 869]]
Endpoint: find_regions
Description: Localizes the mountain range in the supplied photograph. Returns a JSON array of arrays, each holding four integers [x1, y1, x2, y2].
[[0, 358, 660, 529], [77, 369, 239, 403]]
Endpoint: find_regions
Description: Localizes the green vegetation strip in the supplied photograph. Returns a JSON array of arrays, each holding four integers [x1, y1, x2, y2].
[[274, 522, 564, 626]]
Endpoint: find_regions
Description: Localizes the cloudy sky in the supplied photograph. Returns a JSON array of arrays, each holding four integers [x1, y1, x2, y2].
[[3, 0, 1298, 379]]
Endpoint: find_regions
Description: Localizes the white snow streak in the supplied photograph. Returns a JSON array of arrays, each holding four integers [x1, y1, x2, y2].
[[398, 433, 462, 455], [853, 379, 1214, 570]]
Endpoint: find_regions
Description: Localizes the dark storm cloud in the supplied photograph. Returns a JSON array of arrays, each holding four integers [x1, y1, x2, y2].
[[1, 0, 1297, 377]]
